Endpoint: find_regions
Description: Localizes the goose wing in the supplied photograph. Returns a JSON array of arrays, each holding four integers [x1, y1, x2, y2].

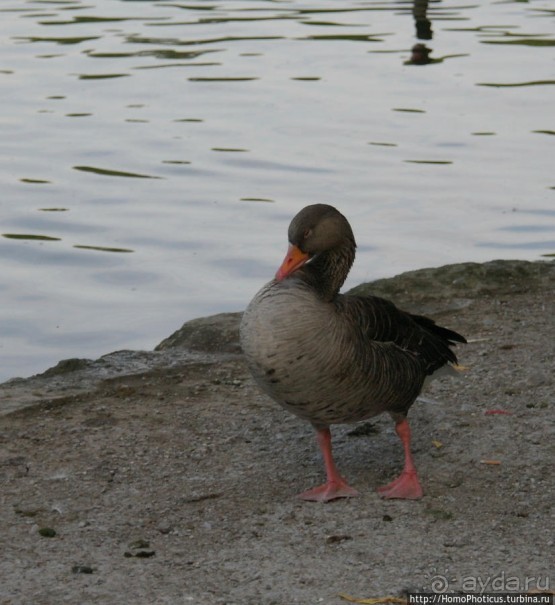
[[336, 294, 466, 375]]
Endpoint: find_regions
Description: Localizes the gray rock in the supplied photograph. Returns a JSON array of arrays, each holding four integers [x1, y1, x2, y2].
[[348, 259, 555, 312], [155, 312, 242, 354]]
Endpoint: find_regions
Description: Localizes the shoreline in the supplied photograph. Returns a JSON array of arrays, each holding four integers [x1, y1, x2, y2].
[[2, 258, 553, 416]]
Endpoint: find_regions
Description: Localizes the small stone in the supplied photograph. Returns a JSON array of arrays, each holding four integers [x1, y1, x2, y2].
[[325, 534, 352, 544], [38, 527, 56, 538], [157, 522, 172, 535], [72, 565, 94, 574], [425, 508, 454, 521], [124, 538, 156, 558]]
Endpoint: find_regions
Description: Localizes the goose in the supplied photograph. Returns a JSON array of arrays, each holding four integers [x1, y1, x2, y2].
[[240, 204, 466, 502]]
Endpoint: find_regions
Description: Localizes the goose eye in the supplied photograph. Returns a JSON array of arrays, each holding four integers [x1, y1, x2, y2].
[[303, 228, 312, 239]]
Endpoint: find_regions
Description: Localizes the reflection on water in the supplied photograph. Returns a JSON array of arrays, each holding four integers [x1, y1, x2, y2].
[[405, 1, 468, 65], [1, 0, 554, 381], [412, 0, 432, 41], [409, 0, 432, 64]]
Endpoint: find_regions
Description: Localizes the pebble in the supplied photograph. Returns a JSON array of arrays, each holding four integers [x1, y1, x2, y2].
[[72, 565, 94, 574], [157, 522, 173, 534]]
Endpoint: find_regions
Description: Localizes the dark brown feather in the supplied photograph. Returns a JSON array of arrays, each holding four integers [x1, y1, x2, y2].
[[336, 294, 466, 375]]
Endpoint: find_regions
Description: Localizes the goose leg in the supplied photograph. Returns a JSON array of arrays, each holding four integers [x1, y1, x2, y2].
[[298, 427, 359, 502], [377, 418, 423, 499]]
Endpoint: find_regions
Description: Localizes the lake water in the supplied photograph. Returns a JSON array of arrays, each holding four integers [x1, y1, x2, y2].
[[1, 0, 554, 382]]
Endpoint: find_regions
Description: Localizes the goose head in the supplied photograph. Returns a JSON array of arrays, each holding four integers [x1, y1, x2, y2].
[[275, 204, 357, 298]]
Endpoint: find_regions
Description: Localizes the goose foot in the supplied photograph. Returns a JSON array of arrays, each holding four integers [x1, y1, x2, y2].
[[377, 418, 423, 499], [300, 427, 359, 502], [298, 481, 359, 502], [377, 470, 423, 499]]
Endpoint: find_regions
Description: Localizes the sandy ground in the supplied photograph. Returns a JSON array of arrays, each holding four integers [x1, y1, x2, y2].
[[1, 260, 554, 605]]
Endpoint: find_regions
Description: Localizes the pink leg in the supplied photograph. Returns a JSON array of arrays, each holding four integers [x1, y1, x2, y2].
[[298, 428, 359, 502], [377, 418, 423, 500]]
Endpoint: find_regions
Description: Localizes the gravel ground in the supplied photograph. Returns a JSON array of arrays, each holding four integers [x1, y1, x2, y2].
[[1, 260, 554, 605]]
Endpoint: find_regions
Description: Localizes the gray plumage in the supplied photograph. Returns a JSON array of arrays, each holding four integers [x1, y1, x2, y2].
[[240, 204, 465, 430]]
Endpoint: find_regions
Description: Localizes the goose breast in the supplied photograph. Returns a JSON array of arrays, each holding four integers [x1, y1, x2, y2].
[[240, 277, 423, 427]]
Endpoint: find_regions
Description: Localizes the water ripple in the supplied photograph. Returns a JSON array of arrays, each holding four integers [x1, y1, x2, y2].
[[477, 80, 555, 88], [73, 166, 162, 179]]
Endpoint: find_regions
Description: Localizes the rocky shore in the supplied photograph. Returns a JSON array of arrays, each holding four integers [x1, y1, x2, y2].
[[1, 260, 554, 604]]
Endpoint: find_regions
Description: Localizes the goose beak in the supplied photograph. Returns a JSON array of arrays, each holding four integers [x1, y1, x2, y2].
[[275, 244, 310, 281]]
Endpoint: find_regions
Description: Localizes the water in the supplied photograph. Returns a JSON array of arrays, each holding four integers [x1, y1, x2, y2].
[[1, 0, 554, 382]]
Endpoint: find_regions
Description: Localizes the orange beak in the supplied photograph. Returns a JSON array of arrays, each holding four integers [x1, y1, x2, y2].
[[275, 244, 310, 281]]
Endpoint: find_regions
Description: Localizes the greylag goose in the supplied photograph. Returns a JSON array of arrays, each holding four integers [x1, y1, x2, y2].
[[240, 204, 466, 502]]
